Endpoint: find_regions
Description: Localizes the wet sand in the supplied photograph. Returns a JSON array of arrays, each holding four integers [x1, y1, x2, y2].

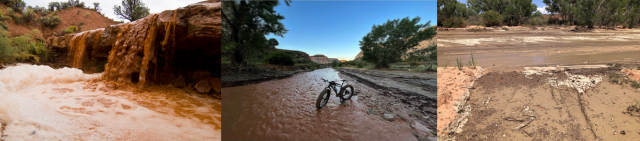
[[439, 65, 640, 141], [0, 64, 221, 140], [222, 68, 435, 140], [438, 28, 640, 71]]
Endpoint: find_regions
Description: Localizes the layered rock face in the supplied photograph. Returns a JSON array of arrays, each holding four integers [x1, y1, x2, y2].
[[47, 1, 221, 88], [309, 54, 339, 64]]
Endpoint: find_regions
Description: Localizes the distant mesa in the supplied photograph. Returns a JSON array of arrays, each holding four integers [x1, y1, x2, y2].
[[309, 54, 338, 64]]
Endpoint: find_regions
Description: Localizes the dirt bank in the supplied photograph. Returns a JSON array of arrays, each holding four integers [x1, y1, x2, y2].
[[221, 64, 323, 87], [439, 64, 640, 141], [436, 67, 484, 137], [438, 27, 640, 71]]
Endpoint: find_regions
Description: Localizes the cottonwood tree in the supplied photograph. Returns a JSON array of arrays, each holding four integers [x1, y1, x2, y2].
[[359, 17, 436, 68], [503, 0, 537, 25], [221, 0, 291, 66], [113, 0, 150, 22]]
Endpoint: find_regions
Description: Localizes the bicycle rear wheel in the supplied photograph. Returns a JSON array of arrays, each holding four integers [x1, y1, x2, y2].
[[316, 89, 330, 109], [339, 85, 354, 100]]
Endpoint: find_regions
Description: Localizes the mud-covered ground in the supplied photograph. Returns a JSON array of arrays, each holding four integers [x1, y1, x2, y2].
[[440, 64, 640, 141], [338, 68, 438, 140], [338, 68, 437, 99], [438, 27, 640, 71]]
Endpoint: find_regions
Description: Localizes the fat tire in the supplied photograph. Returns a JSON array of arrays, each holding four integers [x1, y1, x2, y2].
[[339, 85, 354, 100], [316, 89, 330, 109]]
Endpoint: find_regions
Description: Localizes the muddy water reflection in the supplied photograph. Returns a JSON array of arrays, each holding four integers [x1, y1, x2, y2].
[[222, 68, 416, 140]]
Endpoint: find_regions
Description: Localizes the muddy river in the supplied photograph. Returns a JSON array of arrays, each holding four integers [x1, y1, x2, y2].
[[0, 64, 221, 140], [438, 29, 640, 71], [222, 68, 417, 140]]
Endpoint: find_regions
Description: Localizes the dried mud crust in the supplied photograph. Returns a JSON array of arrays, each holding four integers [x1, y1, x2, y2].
[[336, 69, 437, 140], [443, 65, 640, 141]]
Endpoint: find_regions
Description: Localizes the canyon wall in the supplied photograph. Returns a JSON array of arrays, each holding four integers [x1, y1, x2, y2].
[[46, 0, 221, 88]]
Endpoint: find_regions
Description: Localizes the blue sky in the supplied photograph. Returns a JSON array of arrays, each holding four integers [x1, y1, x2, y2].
[[265, 1, 436, 61], [457, 0, 550, 14]]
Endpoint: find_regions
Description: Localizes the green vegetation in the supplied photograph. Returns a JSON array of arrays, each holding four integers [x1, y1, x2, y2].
[[609, 73, 621, 84], [481, 10, 502, 27], [359, 17, 436, 68], [264, 51, 295, 66], [85, 12, 90, 18], [502, 27, 509, 31], [0, 10, 11, 29], [22, 8, 34, 23], [633, 81, 640, 88], [456, 57, 463, 70], [61, 26, 77, 34], [439, 0, 640, 28], [113, 0, 150, 22], [0, 27, 52, 64], [222, 0, 291, 66], [37, 15, 62, 27], [0, 0, 26, 13]]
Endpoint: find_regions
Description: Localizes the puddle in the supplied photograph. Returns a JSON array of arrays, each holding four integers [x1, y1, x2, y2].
[[222, 68, 416, 140]]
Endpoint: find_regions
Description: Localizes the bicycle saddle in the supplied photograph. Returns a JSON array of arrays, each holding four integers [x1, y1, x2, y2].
[[341, 79, 347, 82]]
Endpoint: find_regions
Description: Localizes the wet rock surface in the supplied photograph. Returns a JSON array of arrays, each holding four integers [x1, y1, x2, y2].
[[45, 1, 221, 86]]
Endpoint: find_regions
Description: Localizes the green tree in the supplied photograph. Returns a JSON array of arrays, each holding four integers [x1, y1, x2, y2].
[[94, 2, 101, 13], [481, 10, 502, 26], [222, 0, 291, 66], [503, 0, 537, 25], [113, 0, 150, 22], [359, 17, 436, 68]]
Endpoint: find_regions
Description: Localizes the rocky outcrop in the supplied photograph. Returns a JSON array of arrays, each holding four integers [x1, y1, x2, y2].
[[309, 54, 339, 64], [46, 1, 221, 87]]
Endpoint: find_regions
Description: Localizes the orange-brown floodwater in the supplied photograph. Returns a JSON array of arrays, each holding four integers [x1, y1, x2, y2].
[[222, 68, 416, 140], [0, 64, 220, 140]]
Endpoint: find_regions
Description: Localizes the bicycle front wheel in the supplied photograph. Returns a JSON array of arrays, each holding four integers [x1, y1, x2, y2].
[[339, 85, 354, 100], [316, 89, 330, 109]]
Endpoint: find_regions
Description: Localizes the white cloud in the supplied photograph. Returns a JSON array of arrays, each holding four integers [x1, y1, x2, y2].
[[536, 6, 550, 14], [24, 0, 204, 22]]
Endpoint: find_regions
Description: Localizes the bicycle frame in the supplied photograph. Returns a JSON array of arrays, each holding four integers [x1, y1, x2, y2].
[[323, 79, 346, 96]]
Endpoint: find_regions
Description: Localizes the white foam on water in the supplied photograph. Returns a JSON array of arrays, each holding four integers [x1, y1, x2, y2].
[[0, 64, 220, 140]]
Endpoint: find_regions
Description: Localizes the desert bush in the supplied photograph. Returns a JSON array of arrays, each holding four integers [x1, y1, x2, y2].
[[547, 17, 561, 25], [502, 27, 509, 31], [22, 8, 34, 23], [85, 12, 90, 18], [1, 0, 26, 13], [61, 26, 77, 34], [466, 15, 483, 26], [443, 17, 466, 28], [356, 61, 365, 68], [481, 10, 502, 27], [264, 51, 295, 66], [29, 29, 43, 41], [633, 81, 640, 88], [37, 15, 61, 27], [528, 17, 547, 26]]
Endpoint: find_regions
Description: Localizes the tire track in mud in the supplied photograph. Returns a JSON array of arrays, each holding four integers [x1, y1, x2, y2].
[[336, 69, 437, 115], [576, 90, 599, 139]]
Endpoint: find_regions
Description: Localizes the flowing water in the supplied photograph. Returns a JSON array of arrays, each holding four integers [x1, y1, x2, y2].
[[222, 68, 416, 141], [0, 64, 221, 140]]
